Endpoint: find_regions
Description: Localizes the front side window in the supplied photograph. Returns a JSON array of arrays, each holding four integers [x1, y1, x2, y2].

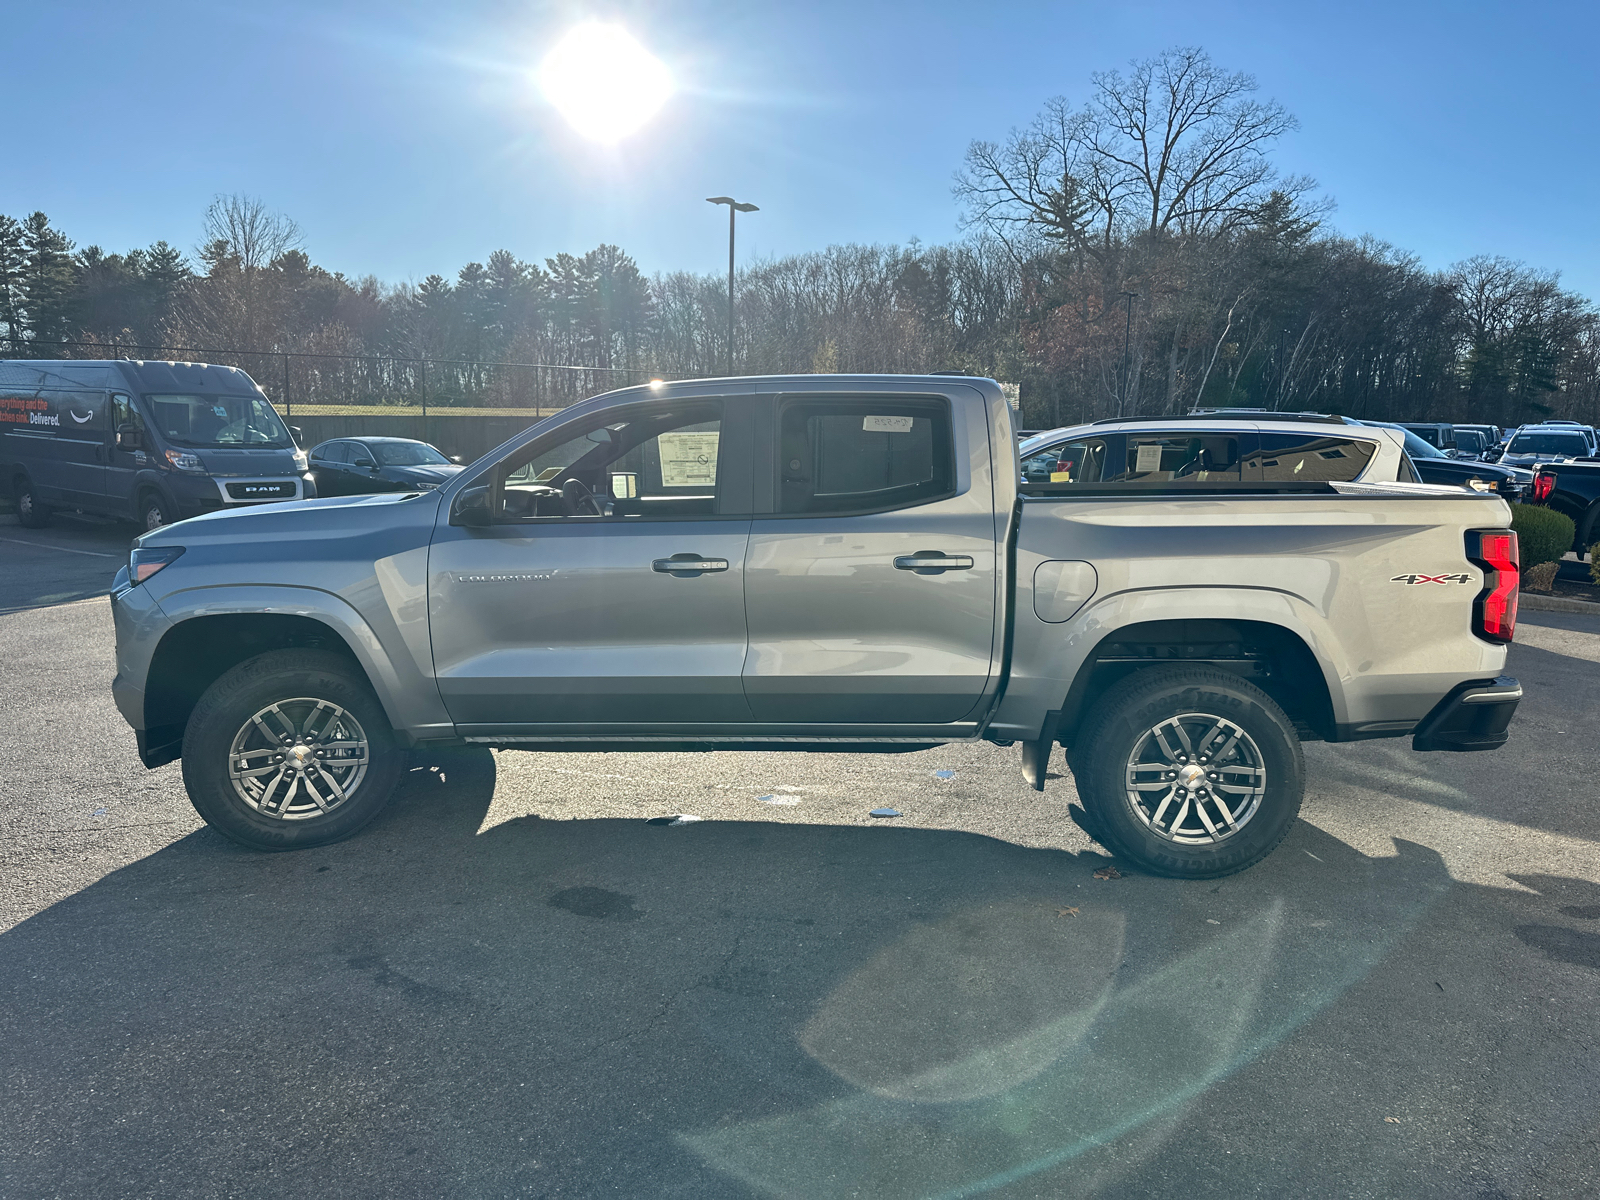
[[1022, 439, 1108, 484], [776, 399, 955, 514], [1251, 433, 1376, 483], [496, 402, 725, 520], [146, 393, 291, 448], [312, 441, 347, 463], [1109, 435, 1242, 484]]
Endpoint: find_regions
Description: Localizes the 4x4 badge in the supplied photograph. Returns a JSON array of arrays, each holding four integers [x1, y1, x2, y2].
[[1391, 573, 1471, 585]]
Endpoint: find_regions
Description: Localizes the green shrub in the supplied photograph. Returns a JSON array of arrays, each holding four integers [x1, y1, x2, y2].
[[1509, 503, 1574, 569], [1590, 543, 1600, 586]]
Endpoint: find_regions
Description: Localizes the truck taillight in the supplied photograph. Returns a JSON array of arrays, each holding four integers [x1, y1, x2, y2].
[[1532, 472, 1554, 503], [1466, 530, 1518, 643]]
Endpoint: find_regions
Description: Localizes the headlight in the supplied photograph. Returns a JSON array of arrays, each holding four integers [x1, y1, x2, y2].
[[129, 545, 185, 584], [163, 450, 204, 473], [292, 449, 308, 471], [1466, 478, 1494, 492], [413, 482, 439, 491]]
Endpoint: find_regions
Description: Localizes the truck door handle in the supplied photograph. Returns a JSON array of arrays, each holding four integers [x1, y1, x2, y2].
[[894, 552, 975, 574], [653, 554, 729, 575]]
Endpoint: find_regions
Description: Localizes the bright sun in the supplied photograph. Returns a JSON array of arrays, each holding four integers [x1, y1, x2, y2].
[[539, 23, 674, 144]]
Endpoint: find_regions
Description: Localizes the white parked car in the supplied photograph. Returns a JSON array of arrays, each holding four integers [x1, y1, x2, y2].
[[1018, 415, 1415, 488]]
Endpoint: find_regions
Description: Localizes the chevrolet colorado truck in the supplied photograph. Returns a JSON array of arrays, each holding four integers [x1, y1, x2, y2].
[[109, 375, 1524, 878]]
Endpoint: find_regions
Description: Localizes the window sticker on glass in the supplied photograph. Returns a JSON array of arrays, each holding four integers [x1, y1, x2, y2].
[[863, 415, 915, 434], [1134, 442, 1164, 473], [657, 430, 720, 487], [1050, 470, 1071, 482], [611, 472, 638, 499]]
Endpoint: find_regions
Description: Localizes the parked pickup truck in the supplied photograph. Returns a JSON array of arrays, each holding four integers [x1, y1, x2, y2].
[[110, 375, 1524, 878], [1530, 457, 1600, 551]]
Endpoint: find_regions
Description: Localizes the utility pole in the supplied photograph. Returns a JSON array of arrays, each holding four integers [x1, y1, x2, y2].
[[1118, 290, 1138, 417], [706, 196, 758, 376]]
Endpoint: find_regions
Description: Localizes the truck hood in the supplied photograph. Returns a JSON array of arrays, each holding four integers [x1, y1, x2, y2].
[[192, 447, 302, 475], [137, 490, 439, 549]]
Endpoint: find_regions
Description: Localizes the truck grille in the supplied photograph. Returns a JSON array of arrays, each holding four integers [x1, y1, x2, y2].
[[225, 481, 297, 500]]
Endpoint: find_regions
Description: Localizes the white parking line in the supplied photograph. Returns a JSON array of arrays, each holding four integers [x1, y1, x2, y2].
[[0, 537, 120, 559]]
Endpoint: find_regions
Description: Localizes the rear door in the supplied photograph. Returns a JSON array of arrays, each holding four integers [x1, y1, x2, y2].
[[39, 389, 109, 508], [741, 389, 1000, 726]]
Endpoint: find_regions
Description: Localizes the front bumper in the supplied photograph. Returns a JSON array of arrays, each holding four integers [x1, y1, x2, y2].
[[1412, 675, 1521, 752]]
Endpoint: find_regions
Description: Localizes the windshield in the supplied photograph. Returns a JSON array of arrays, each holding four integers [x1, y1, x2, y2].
[[375, 442, 450, 466], [1392, 427, 1445, 459], [147, 393, 291, 448], [1508, 432, 1589, 455]]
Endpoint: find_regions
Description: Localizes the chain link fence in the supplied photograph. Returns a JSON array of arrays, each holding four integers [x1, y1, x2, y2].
[[0, 338, 654, 419]]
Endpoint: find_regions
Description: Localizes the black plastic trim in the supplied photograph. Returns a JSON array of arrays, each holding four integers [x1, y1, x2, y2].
[[1411, 675, 1521, 752]]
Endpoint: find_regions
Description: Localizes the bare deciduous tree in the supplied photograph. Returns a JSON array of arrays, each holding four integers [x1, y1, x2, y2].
[[957, 47, 1316, 250]]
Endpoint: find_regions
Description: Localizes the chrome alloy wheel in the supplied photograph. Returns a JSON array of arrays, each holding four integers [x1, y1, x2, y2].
[[226, 698, 371, 820], [1123, 712, 1267, 845]]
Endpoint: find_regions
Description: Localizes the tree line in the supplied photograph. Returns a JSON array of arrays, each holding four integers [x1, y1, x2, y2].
[[3, 46, 1597, 429]]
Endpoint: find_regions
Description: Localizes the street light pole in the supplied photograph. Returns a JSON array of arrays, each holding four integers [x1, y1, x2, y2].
[[706, 196, 758, 376], [1118, 290, 1138, 417]]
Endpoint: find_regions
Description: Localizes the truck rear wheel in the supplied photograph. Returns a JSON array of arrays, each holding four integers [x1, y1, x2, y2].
[[15, 475, 51, 528], [180, 649, 404, 851], [1071, 666, 1304, 879]]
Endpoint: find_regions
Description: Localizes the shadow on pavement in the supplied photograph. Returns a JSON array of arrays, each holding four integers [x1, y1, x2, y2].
[[1, 748, 1596, 1199]]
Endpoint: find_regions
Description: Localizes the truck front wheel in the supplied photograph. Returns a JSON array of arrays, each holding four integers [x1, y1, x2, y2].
[[1071, 666, 1304, 879], [180, 649, 404, 851]]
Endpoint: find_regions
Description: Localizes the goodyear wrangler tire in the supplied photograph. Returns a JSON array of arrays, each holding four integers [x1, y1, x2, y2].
[[1071, 666, 1304, 879], [181, 649, 404, 851]]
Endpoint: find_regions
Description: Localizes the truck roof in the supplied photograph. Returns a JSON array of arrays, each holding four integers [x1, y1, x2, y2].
[[0, 358, 263, 395]]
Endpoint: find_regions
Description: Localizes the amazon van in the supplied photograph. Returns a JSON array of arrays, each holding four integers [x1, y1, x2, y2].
[[1, 359, 315, 530]]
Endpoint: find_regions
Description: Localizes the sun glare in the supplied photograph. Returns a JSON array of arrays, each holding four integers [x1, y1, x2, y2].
[[539, 23, 674, 144]]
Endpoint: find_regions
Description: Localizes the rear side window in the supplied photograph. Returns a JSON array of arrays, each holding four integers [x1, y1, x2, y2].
[[776, 400, 955, 514], [1251, 433, 1376, 483], [1108, 434, 1242, 484]]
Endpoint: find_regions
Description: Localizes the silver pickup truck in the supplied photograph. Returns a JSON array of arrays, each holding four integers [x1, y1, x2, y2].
[[109, 374, 1524, 877]]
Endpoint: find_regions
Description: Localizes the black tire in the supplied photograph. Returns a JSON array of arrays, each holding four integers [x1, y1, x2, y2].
[[1070, 666, 1304, 879], [139, 489, 174, 532], [181, 648, 404, 851], [1577, 502, 1600, 558], [15, 475, 51, 528]]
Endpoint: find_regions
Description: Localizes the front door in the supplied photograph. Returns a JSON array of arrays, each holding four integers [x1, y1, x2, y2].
[[741, 394, 1000, 726], [106, 393, 149, 519], [428, 398, 756, 733]]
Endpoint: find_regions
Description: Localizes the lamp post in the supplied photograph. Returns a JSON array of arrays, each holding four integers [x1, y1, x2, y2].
[[1118, 290, 1138, 417], [706, 196, 758, 376]]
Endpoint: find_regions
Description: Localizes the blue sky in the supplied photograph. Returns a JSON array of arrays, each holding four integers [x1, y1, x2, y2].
[[8, 0, 1597, 296]]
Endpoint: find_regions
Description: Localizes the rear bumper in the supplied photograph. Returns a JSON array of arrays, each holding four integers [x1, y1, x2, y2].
[[1411, 675, 1521, 752]]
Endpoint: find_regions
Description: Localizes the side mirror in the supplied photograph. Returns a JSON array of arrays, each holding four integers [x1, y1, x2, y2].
[[450, 484, 492, 527], [116, 423, 143, 451], [585, 427, 619, 446], [288, 425, 305, 446]]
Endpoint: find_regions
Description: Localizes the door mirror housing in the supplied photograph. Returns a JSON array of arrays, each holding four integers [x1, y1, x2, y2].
[[116, 423, 143, 451], [288, 425, 305, 445], [450, 484, 492, 527]]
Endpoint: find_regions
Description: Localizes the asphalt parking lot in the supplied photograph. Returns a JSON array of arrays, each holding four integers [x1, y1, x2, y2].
[[2, 513, 1598, 1199]]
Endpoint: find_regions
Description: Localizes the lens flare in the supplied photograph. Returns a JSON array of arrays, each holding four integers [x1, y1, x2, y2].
[[539, 23, 674, 144]]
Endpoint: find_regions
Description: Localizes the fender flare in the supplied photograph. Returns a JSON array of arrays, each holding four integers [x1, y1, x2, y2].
[[150, 583, 452, 739], [1033, 586, 1352, 739]]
